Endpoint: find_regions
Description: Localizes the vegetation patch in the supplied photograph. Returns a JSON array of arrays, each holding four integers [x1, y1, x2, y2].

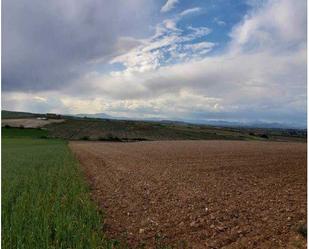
[[2, 128, 117, 249], [81, 135, 90, 140], [297, 224, 307, 238], [99, 134, 122, 142], [44, 117, 306, 142], [2, 127, 49, 139]]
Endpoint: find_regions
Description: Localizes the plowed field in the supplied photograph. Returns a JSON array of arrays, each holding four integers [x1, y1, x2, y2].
[[2, 118, 64, 128], [70, 140, 307, 249]]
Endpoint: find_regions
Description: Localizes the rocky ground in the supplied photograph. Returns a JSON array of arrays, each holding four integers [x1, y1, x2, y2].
[[70, 140, 307, 249]]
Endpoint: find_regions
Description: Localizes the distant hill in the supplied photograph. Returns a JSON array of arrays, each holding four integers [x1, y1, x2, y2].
[[192, 120, 306, 130], [75, 113, 114, 119], [2, 110, 306, 130], [2, 110, 39, 119], [73, 112, 306, 130], [1, 110, 306, 142]]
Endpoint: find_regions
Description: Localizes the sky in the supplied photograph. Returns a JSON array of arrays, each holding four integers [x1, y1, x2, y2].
[[2, 0, 307, 127]]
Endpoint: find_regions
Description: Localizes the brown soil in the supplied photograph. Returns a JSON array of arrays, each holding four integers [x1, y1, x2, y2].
[[69, 140, 307, 249]]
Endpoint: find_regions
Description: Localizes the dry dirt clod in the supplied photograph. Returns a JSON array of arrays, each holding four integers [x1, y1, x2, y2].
[[70, 140, 306, 249]]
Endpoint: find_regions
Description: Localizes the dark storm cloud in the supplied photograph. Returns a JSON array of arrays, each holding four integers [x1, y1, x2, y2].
[[2, 0, 154, 91]]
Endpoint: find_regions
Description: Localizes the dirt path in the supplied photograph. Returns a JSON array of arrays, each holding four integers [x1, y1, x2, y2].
[[69, 140, 307, 249]]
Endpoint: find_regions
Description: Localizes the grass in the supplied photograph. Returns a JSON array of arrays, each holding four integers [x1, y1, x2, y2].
[[3, 110, 306, 142], [2, 128, 117, 249], [44, 117, 307, 142], [45, 118, 255, 141], [2, 110, 38, 119], [2, 127, 49, 138]]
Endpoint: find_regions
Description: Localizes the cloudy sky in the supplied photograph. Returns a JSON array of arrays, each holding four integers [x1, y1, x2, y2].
[[2, 0, 307, 126]]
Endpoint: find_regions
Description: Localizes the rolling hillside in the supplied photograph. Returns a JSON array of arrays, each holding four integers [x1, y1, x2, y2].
[[2, 110, 307, 142]]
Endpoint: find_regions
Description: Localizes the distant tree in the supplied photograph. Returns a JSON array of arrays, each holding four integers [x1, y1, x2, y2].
[[260, 134, 269, 139]]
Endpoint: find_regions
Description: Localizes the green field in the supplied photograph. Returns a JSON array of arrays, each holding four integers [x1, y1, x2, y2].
[[2, 110, 39, 119], [2, 110, 306, 142], [45, 118, 306, 142], [1, 115, 306, 248], [2, 128, 116, 249], [46, 118, 251, 141]]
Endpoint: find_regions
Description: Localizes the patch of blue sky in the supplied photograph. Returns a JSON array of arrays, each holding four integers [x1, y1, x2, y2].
[[96, 0, 253, 71], [174, 0, 251, 54]]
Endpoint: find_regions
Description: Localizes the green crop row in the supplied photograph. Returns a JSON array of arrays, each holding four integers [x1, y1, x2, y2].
[[2, 129, 117, 249]]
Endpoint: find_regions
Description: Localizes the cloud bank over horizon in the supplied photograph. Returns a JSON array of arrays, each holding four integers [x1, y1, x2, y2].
[[2, 0, 307, 127]]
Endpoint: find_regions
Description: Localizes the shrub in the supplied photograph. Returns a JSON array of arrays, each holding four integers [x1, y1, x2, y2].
[[297, 224, 307, 238], [104, 133, 120, 141], [131, 138, 148, 141], [81, 136, 90, 141], [98, 134, 122, 142], [106, 134, 122, 142]]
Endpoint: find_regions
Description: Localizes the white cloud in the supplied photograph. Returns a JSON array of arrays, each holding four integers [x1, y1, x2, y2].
[[83, 47, 305, 107], [77, 0, 306, 124], [180, 7, 201, 16], [162, 19, 180, 31], [60, 97, 105, 114], [2, 92, 68, 114], [213, 17, 226, 26], [160, 0, 179, 13], [186, 26, 211, 38], [33, 96, 48, 102], [229, 0, 306, 53], [109, 13, 213, 73], [2, 0, 156, 91], [183, 41, 216, 53], [3, 0, 306, 125]]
